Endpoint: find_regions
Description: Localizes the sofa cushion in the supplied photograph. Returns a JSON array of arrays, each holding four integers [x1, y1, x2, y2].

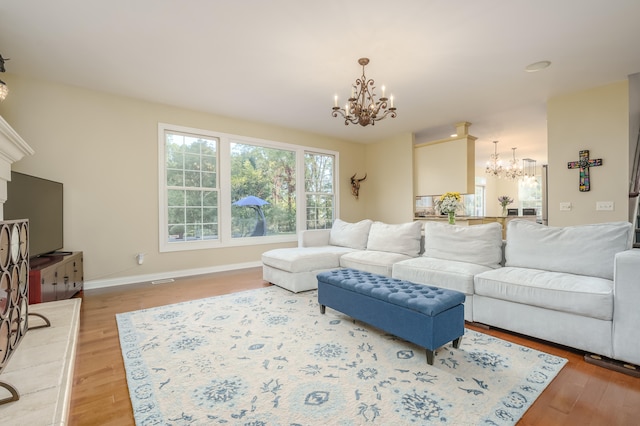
[[329, 219, 372, 250], [422, 221, 503, 269], [366, 221, 423, 257], [340, 250, 413, 277], [474, 267, 614, 321], [262, 246, 355, 273], [505, 220, 632, 280], [393, 256, 494, 295]]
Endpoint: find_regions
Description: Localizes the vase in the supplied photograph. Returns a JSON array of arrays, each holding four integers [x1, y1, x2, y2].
[[502, 206, 508, 217], [448, 211, 455, 225]]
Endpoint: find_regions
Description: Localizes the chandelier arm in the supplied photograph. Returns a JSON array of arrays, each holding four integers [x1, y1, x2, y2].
[[331, 107, 361, 126]]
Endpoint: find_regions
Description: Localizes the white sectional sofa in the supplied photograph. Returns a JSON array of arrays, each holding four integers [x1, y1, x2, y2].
[[261, 218, 640, 367], [472, 220, 637, 365], [392, 221, 504, 321], [262, 219, 422, 292]]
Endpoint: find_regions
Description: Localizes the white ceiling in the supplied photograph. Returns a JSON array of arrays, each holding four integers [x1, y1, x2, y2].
[[2, 1, 640, 167]]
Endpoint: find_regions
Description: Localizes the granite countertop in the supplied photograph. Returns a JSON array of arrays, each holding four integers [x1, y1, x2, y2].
[[414, 215, 485, 220], [414, 215, 532, 220]]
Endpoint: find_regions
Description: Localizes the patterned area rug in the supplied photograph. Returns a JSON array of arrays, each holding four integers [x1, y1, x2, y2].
[[116, 286, 566, 425]]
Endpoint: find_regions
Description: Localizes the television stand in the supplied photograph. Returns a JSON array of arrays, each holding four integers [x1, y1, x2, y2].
[[29, 251, 83, 304]]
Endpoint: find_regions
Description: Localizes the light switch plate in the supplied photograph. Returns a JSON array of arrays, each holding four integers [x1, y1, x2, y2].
[[596, 201, 614, 211], [559, 202, 572, 211]]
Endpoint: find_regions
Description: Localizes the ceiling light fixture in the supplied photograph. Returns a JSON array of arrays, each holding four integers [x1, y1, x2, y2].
[[522, 158, 537, 186], [525, 60, 551, 73], [485, 141, 504, 178], [504, 147, 524, 180], [332, 58, 397, 126], [0, 54, 8, 102]]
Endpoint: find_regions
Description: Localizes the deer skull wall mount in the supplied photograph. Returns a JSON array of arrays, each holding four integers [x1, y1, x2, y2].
[[350, 173, 367, 199]]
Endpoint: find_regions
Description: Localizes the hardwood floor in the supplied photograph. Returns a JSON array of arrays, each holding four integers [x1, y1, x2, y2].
[[69, 268, 640, 425]]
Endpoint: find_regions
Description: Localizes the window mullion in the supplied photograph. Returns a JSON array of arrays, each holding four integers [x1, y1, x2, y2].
[[218, 135, 232, 243]]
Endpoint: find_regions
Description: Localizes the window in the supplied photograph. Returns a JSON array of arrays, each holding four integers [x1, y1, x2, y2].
[[474, 177, 486, 216], [305, 152, 334, 230], [518, 177, 542, 218], [230, 142, 297, 238], [159, 124, 337, 252], [165, 131, 218, 243]]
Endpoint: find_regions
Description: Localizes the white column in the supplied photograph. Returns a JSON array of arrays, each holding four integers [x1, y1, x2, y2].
[[0, 115, 35, 219]]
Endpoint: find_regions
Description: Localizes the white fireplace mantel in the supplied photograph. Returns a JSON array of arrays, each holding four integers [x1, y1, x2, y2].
[[0, 115, 35, 218]]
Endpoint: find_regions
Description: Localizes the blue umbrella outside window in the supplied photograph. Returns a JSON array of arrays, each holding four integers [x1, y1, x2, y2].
[[233, 196, 269, 236]]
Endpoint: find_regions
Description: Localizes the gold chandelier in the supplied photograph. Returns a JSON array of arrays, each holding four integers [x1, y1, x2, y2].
[[332, 58, 397, 126]]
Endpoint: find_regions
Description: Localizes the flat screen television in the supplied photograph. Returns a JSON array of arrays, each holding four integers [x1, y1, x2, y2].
[[3, 171, 64, 258]]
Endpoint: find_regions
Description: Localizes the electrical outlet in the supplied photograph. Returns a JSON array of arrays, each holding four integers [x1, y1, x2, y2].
[[136, 253, 145, 265], [559, 202, 572, 211], [596, 201, 614, 211]]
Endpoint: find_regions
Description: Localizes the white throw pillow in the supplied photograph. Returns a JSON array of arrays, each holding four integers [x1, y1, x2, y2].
[[505, 220, 633, 280], [422, 221, 503, 268], [329, 219, 372, 250], [366, 221, 423, 257]]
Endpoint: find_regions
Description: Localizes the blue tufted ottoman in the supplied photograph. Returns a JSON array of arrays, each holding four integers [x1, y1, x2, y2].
[[317, 268, 465, 365]]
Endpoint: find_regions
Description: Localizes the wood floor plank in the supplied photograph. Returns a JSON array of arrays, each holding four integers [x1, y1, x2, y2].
[[68, 267, 640, 425]]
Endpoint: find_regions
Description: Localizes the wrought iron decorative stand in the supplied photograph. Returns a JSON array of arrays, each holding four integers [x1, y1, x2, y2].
[[0, 219, 50, 405]]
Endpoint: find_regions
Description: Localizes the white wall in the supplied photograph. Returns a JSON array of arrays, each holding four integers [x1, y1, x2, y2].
[[0, 74, 366, 285], [547, 81, 629, 226]]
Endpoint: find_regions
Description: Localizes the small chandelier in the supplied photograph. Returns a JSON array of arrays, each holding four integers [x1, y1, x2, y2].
[[332, 58, 397, 126], [504, 147, 524, 180], [485, 141, 504, 177], [522, 158, 537, 186]]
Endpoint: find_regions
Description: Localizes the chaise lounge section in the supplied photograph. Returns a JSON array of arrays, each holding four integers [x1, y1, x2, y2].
[[262, 219, 422, 292]]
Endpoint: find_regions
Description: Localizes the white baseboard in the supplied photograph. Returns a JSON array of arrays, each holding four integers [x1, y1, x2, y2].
[[83, 261, 263, 291]]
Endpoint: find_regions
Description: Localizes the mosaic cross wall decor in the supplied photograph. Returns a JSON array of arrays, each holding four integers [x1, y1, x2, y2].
[[567, 149, 602, 192]]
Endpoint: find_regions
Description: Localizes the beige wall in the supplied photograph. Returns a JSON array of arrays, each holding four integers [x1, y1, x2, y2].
[[364, 133, 415, 223], [2, 74, 632, 286], [547, 81, 629, 226], [0, 74, 366, 285], [484, 177, 520, 217], [414, 136, 475, 197]]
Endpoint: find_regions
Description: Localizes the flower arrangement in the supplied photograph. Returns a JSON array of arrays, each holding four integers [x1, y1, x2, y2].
[[435, 192, 463, 224], [498, 195, 513, 216], [498, 195, 513, 208], [436, 192, 462, 214]]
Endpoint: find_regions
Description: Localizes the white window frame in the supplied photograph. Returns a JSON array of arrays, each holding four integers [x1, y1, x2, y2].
[[158, 123, 339, 252]]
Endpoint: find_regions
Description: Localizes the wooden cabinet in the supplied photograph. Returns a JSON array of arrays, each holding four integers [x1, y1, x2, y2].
[[28, 251, 83, 304]]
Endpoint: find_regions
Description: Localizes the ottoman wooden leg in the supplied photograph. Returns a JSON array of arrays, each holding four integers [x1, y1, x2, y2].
[[320, 305, 326, 314], [452, 336, 462, 348], [426, 349, 434, 365]]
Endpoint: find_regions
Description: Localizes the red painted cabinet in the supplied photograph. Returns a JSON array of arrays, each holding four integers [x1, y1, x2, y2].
[[28, 251, 83, 304]]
